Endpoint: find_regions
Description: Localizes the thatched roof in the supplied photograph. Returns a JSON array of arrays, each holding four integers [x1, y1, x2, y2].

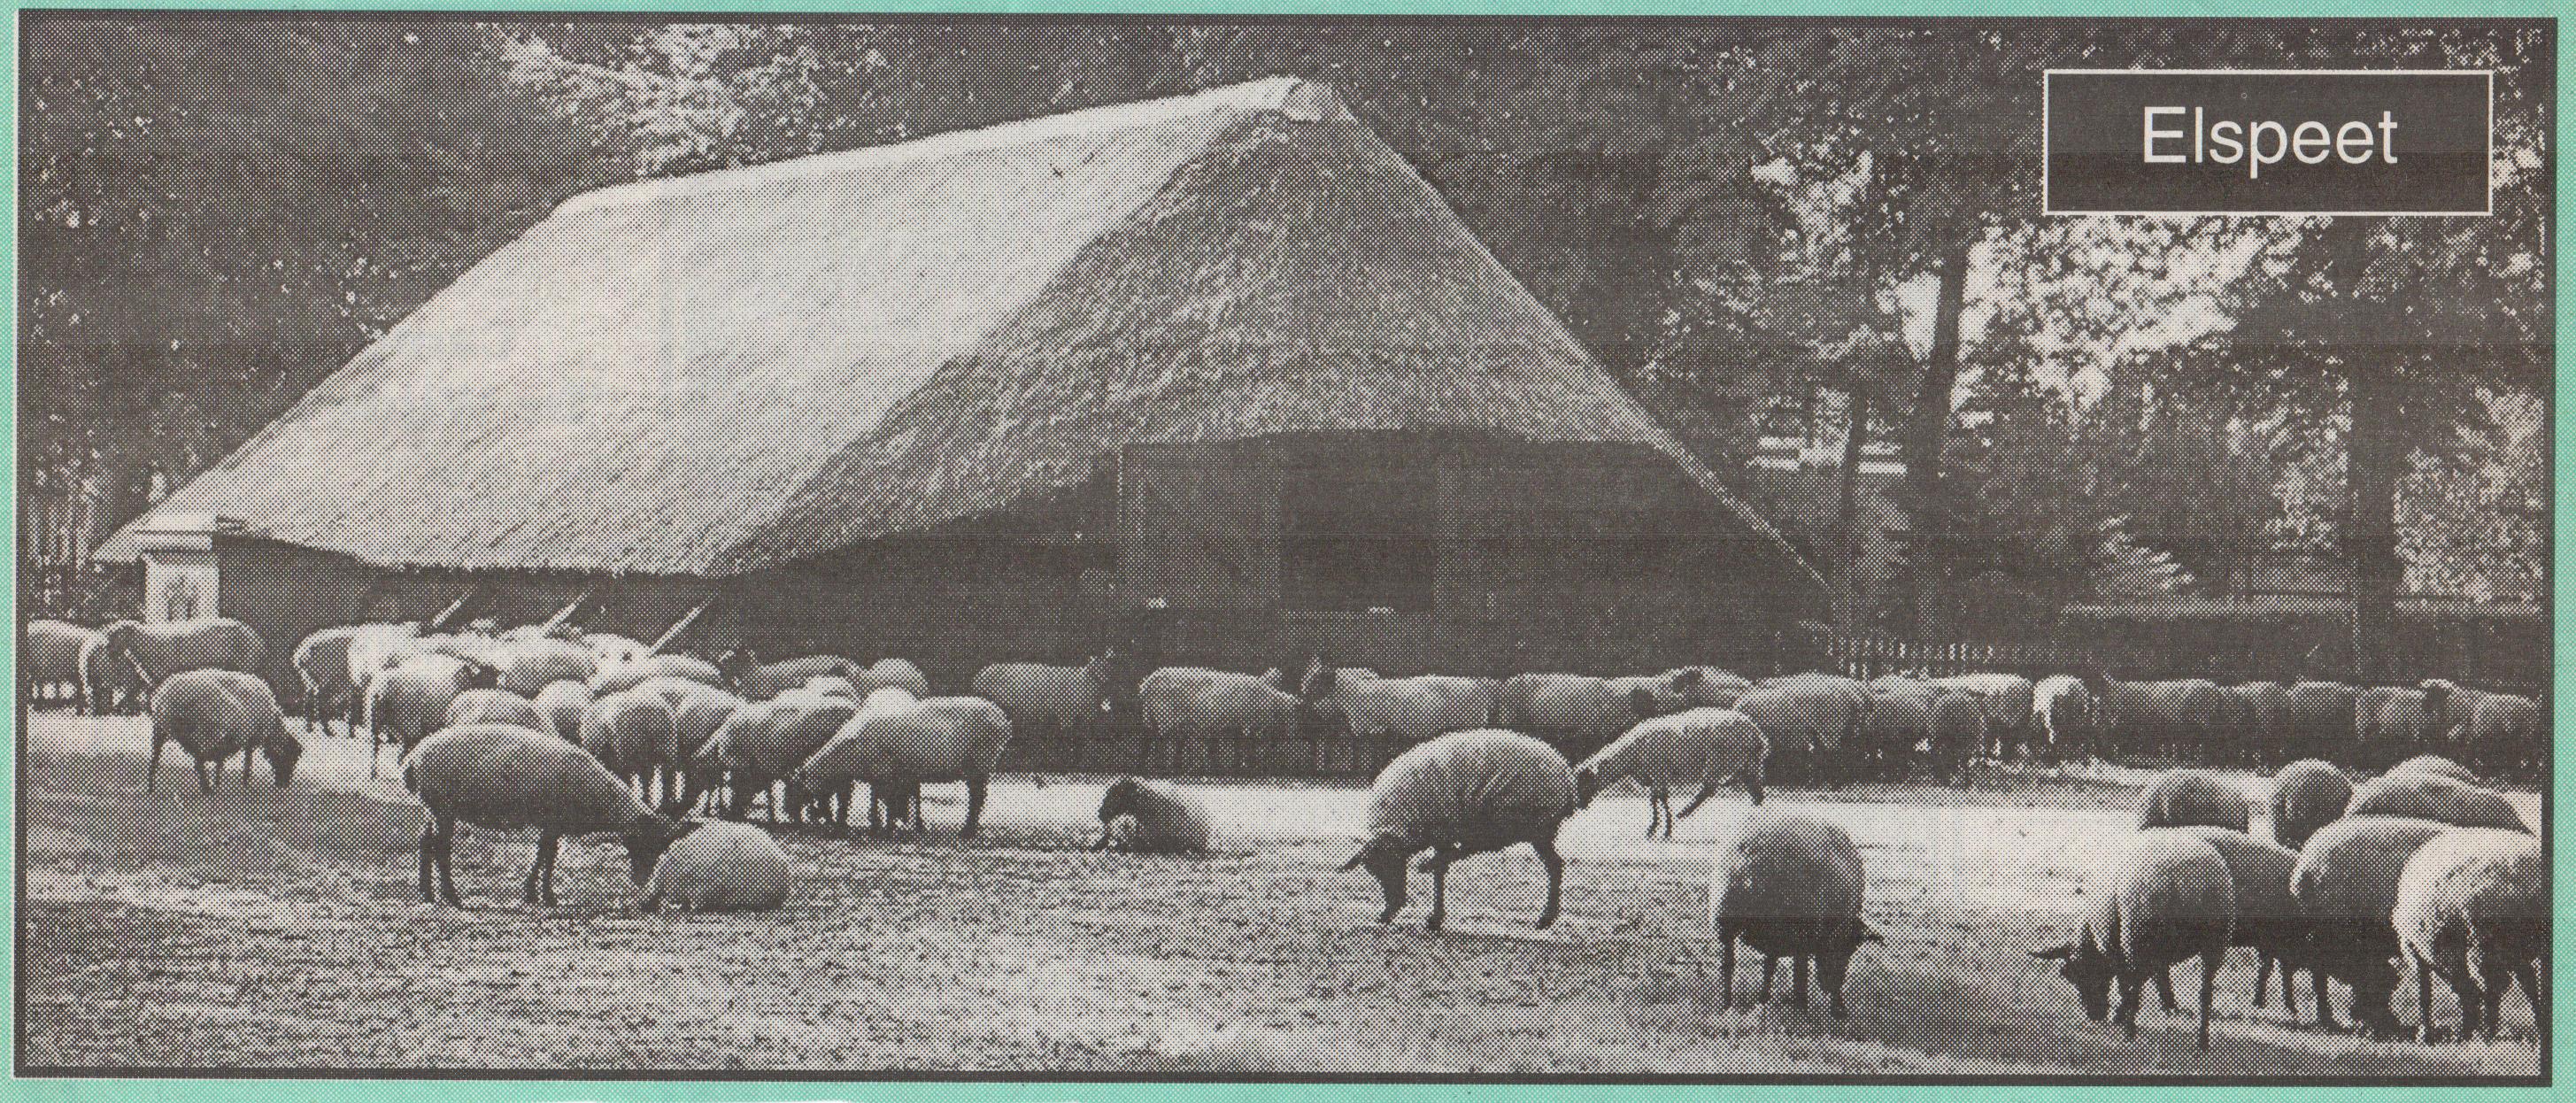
[[104, 78, 1818, 592]]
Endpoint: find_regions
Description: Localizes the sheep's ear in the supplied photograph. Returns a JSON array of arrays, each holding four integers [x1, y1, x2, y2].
[[1671, 667, 1705, 690], [1631, 685, 1660, 717], [1338, 847, 1370, 872], [2027, 939, 2076, 961]]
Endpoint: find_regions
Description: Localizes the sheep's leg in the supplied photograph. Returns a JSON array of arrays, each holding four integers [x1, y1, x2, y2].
[[2154, 967, 2181, 1014], [963, 776, 988, 839], [1533, 837, 1564, 931], [1718, 934, 1737, 1010], [147, 734, 166, 793], [1759, 955, 1778, 1003], [2116, 973, 2145, 1040], [241, 747, 255, 785], [1423, 848, 1450, 934], [2510, 960, 2541, 1041], [525, 830, 561, 906], [1787, 954, 1810, 1008], [434, 821, 461, 906], [2197, 950, 2219, 1050], [2415, 956, 2441, 1043], [195, 757, 213, 794], [2279, 960, 2300, 1022], [417, 820, 441, 903], [2311, 969, 2339, 1030], [2254, 954, 2274, 1008]]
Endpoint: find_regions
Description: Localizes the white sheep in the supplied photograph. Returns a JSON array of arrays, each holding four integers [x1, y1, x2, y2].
[[147, 668, 303, 793], [1093, 776, 1213, 853], [2135, 768, 2252, 833], [532, 679, 595, 742], [2393, 828, 2544, 1043], [2345, 773, 2529, 833], [445, 688, 547, 733], [2030, 830, 2234, 1049], [1708, 811, 1878, 1016], [1341, 729, 1577, 933], [2268, 759, 2352, 850], [2290, 814, 2453, 1035], [403, 722, 691, 906], [1573, 707, 1767, 837], [643, 821, 792, 913], [2385, 753, 2480, 786], [788, 693, 1009, 837]]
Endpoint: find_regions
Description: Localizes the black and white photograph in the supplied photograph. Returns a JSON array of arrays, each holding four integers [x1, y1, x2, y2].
[[13, 15, 2553, 1078]]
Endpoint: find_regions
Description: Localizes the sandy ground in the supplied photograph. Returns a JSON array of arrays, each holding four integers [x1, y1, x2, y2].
[[15, 712, 2544, 1076]]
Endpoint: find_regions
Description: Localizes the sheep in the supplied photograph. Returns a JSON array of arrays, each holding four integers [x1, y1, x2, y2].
[[2268, 759, 2353, 851], [2386, 753, 2480, 786], [490, 637, 599, 697], [97, 616, 268, 685], [1091, 776, 1213, 853], [2345, 773, 2529, 833], [444, 688, 547, 733], [78, 632, 145, 716], [802, 675, 860, 699], [591, 653, 726, 696], [582, 633, 655, 682], [2029, 830, 2235, 1049], [2435, 685, 2543, 775], [2169, 826, 2315, 1022], [1664, 667, 1752, 710], [1340, 729, 1577, 933], [146, 669, 303, 793], [1138, 666, 1299, 775], [2088, 676, 2233, 763], [533, 680, 596, 743], [1925, 688, 1986, 786], [1498, 672, 1684, 753], [1601, 673, 1694, 718], [2356, 684, 2450, 771], [2290, 814, 2453, 1035], [580, 690, 682, 807], [2230, 682, 2294, 767], [2393, 828, 2545, 1043], [1300, 665, 1500, 744], [1708, 812, 1879, 1016], [642, 821, 793, 914], [858, 658, 931, 698], [2034, 675, 2097, 760], [721, 650, 859, 701], [705, 692, 860, 821], [293, 624, 381, 736], [1857, 686, 1933, 781], [1739, 675, 1869, 785], [2136, 769, 2252, 833], [364, 654, 503, 776], [24, 619, 97, 709], [402, 722, 693, 907], [1572, 707, 1766, 837], [788, 695, 1012, 837], [636, 677, 744, 761], [2284, 681, 2361, 764], [1934, 673, 2036, 759], [972, 652, 1122, 745]]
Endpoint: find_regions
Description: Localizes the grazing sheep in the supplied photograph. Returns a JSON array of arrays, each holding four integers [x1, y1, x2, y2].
[[2436, 685, 2543, 775], [1934, 673, 2037, 759], [533, 680, 596, 743], [1138, 667, 1299, 775], [403, 722, 692, 907], [1300, 665, 1500, 744], [2356, 684, 2451, 770], [24, 619, 97, 709], [1857, 687, 1934, 782], [1739, 675, 1869, 785], [581, 690, 681, 806], [2136, 769, 2253, 833], [146, 669, 303, 793], [706, 692, 860, 821], [1708, 812, 1879, 1017], [1925, 688, 1986, 786], [78, 632, 146, 716], [2088, 676, 2232, 763], [1664, 667, 1753, 710], [591, 653, 726, 696], [1572, 707, 1767, 837], [365, 654, 503, 775], [2034, 675, 2098, 760], [445, 688, 547, 733], [2345, 773, 2529, 833], [790, 695, 1012, 837], [490, 637, 599, 697], [1496, 673, 1664, 754], [2268, 760, 2353, 851], [2289, 814, 2453, 1034], [642, 821, 792, 913], [2285, 681, 2361, 764], [2230, 682, 2294, 767], [2030, 830, 2235, 1049], [2386, 753, 2479, 786], [721, 651, 858, 701], [1092, 776, 1213, 853], [972, 652, 1122, 745], [2170, 826, 2315, 1022], [1341, 729, 1577, 932], [2394, 828, 2545, 1043]]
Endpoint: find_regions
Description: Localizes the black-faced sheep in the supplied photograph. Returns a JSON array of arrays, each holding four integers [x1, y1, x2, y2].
[[1708, 812, 1878, 1016], [2268, 759, 2352, 851], [2031, 830, 2234, 1048], [642, 821, 791, 913], [403, 722, 692, 907], [1573, 707, 1766, 837], [2136, 769, 2253, 833], [1092, 776, 1213, 853], [1342, 729, 1577, 933], [2345, 773, 2529, 833], [146, 668, 303, 793], [2289, 814, 2452, 1035], [1664, 667, 1752, 710], [789, 694, 1012, 837], [1924, 688, 1986, 786], [2394, 828, 2545, 1043]]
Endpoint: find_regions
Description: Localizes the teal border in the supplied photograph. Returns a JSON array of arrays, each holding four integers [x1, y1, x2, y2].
[[0, 4, 2563, 1100]]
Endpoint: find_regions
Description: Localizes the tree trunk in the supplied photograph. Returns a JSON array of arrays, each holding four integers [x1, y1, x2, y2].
[[1836, 388, 1870, 632], [2347, 351, 2404, 684], [1897, 243, 1974, 639]]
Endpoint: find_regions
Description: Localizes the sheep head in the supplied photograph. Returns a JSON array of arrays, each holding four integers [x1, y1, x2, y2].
[[263, 734, 305, 790], [1573, 766, 1603, 808], [1340, 831, 1415, 923], [2029, 933, 2112, 1021], [1098, 776, 1145, 824], [623, 815, 701, 885]]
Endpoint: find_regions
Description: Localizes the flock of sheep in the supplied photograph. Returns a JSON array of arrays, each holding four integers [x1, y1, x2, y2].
[[18, 609, 2549, 1053]]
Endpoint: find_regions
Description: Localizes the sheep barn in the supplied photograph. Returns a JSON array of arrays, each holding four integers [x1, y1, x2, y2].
[[100, 78, 1827, 768]]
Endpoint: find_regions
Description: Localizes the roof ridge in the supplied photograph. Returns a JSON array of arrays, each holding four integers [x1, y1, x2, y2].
[[559, 75, 1336, 218]]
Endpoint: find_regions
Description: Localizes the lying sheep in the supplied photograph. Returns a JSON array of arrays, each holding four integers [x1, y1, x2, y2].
[[591, 653, 726, 696], [2394, 828, 2545, 1043], [2031, 830, 2235, 1049], [972, 652, 1122, 744], [25, 619, 97, 709], [2346, 773, 2529, 833], [2136, 769, 2252, 833], [445, 688, 547, 733], [404, 722, 693, 907], [642, 821, 792, 913], [1092, 776, 1213, 853], [1708, 812, 1878, 1017], [1342, 729, 1577, 932], [2289, 814, 2453, 1034], [533, 680, 596, 742], [1139, 667, 1298, 775], [366, 654, 503, 776], [2386, 754, 2479, 786], [789, 694, 1011, 837], [1573, 707, 1766, 837], [2268, 759, 2353, 851], [147, 669, 303, 793], [2170, 826, 2314, 1022], [580, 690, 681, 807]]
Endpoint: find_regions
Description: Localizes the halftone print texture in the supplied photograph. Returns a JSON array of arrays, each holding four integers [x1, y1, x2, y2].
[[14, 15, 2551, 1082]]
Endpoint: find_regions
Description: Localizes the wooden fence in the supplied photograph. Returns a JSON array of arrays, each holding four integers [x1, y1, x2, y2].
[[1827, 636, 2093, 683]]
